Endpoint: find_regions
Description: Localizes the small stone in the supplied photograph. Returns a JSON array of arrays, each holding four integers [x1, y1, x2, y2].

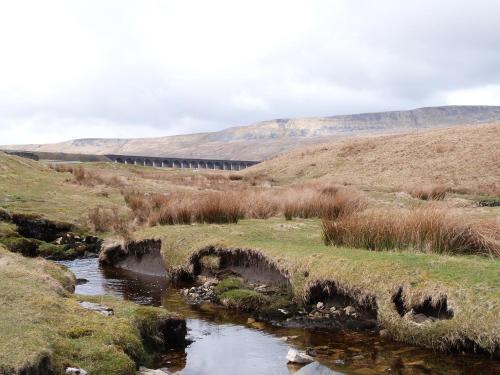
[[279, 335, 299, 341], [79, 301, 113, 316], [286, 348, 314, 364], [406, 360, 425, 366], [329, 306, 336, 312], [66, 368, 87, 375], [316, 302, 324, 310], [247, 317, 256, 324], [344, 306, 356, 316], [331, 310, 342, 318], [379, 329, 390, 338], [137, 367, 172, 375]]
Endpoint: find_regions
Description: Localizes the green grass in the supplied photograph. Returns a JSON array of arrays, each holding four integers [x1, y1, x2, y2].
[[0, 246, 183, 374], [138, 218, 500, 354]]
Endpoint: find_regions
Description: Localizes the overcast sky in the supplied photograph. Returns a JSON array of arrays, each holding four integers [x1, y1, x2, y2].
[[1, 0, 500, 145]]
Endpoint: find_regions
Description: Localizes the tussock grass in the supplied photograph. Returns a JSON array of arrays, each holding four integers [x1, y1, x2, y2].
[[121, 184, 362, 227], [408, 184, 450, 200], [322, 207, 499, 256], [282, 186, 365, 220], [88, 207, 131, 239], [194, 192, 242, 224], [123, 190, 243, 226]]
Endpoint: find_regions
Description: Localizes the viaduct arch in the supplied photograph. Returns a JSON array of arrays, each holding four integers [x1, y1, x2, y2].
[[105, 154, 259, 171]]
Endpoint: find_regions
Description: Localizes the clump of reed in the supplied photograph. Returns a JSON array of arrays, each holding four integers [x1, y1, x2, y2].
[[322, 207, 499, 257], [88, 207, 131, 240], [121, 183, 365, 227], [122, 190, 242, 226], [408, 184, 450, 200], [281, 185, 365, 220]]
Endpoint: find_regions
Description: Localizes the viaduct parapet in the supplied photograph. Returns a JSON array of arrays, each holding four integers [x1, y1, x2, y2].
[[105, 154, 260, 171]]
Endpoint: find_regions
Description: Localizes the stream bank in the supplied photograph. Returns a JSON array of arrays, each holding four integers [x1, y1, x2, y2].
[[61, 257, 500, 375]]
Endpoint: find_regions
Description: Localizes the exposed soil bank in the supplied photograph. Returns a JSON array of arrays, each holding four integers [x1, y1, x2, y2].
[[99, 238, 167, 276], [0, 210, 102, 260], [188, 246, 292, 289]]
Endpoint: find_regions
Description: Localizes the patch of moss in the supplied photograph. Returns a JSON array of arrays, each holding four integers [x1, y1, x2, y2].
[[0, 235, 40, 256], [38, 242, 76, 260], [214, 277, 243, 295], [220, 289, 269, 311]]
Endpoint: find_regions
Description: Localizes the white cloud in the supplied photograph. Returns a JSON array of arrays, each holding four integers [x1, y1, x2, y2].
[[446, 85, 500, 106], [0, 0, 499, 145]]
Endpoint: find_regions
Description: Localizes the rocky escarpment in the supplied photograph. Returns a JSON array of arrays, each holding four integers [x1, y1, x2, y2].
[[5, 106, 499, 160]]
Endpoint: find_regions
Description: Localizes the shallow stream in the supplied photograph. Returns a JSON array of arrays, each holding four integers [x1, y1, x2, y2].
[[60, 258, 499, 375]]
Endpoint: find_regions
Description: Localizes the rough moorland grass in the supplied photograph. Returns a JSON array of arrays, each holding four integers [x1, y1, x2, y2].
[[0, 153, 122, 225], [137, 218, 500, 354], [0, 246, 182, 374]]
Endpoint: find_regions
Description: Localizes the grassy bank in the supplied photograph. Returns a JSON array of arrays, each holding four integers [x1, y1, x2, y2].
[[134, 218, 500, 354], [0, 246, 185, 374]]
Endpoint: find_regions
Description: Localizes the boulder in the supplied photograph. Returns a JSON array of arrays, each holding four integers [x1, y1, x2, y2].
[[294, 361, 345, 374], [316, 302, 325, 310], [137, 367, 173, 375], [286, 348, 314, 364], [66, 368, 88, 375], [79, 301, 114, 316]]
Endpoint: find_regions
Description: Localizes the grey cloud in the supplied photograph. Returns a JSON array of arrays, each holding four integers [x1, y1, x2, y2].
[[1, 0, 500, 144]]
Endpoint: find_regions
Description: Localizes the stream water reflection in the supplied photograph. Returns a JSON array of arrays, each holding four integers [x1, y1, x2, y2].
[[59, 258, 498, 375]]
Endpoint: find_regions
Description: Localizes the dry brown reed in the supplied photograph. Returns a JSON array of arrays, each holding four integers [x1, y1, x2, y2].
[[122, 190, 242, 226], [88, 207, 131, 240], [281, 186, 365, 220], [322, 207, 499, 256], [121, 183, 365, 227], [408, 184, 450, 200], [194, 193, 242, 224]]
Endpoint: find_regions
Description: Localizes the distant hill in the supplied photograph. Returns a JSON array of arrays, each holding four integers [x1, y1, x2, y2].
[[4, 106, 500, 160], [242, 123, 500, 196]]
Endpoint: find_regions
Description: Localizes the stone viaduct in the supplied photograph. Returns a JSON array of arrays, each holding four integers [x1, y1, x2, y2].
[[105, 154, 260, 171]]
